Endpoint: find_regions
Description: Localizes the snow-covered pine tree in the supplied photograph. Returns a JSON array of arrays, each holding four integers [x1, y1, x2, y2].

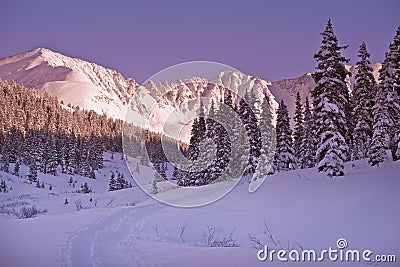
[[217, 95, 232, 169], [47, 135, 58, 176], [66, 132, 77, 175], [312, 19, 349, 176], [0, 153, 9, 173], [194, 100, 206, 142], [0, 130, 13, 172], [194, 137, 217, 186], [273, 100, 296, 171], [352, 42, 376, 160], [248, 90, 261, 175], [293, 92, 303, 165], [369, 82, 392, 166], [386, 26, 400, 160], [109, 172, 116, 191], [180, 100, 208, 186], [221, 90, 248, 181], [204, 99, 220, 182], [37, 130, 47, 173], [1, 180, 8, 193], [79, 137, 91, 177], [299, 97, 315, 168], [28, 158, 38, 183], [393, 26, 400, 99], [183, 100, 214, 184], [345, 92, 355, 161], [369, 24, 400, 164], [89, 132, 104, 171], [123, 174, 130, 188], [13, 159, 21, 176], [369, 51, 399, 165], [210, 97, 233, 181], [55, 132, 65, 171], [238, 90, 261, 175], [187, 118, 201, 161], [116, 172, 125, 190], [254, 94, 275, 179]]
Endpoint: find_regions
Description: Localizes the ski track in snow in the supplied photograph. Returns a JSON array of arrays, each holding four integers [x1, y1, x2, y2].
[[62, 203, 163, 267]]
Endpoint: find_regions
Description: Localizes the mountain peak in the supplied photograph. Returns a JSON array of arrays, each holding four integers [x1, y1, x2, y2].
[[32, 47, 54, 54]]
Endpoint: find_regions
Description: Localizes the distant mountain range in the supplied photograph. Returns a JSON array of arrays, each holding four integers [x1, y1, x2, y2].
[[0, 48, 382, 140]]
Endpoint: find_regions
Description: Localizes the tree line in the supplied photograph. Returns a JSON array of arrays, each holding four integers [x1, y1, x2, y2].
[[0, 79, 122, 179]]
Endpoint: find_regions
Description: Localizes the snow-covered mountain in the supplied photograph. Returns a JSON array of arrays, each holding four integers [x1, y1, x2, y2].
[[0, 48, 140, 119], [0, 48, 278, 142], [137, 71, 278, 141]]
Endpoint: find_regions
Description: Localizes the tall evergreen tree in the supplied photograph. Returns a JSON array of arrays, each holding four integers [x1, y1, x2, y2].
[[214, 97, 234, 181], [0, 180, 8, 193], [109, 172, 116, 191], [13, 159, 21, 176], [299, 97, 315, 168], [293, 92, 303, 164], [370, 25, 400, 163], [369, 83, 392, 166], [179, 100, 209, 186], [46, 135, 58, 175], [66, 133, 77, 175], [369, 57, 398, 165], [27, 158, 38, 182], [312, 19, 349, 176], [369, 26, 400, 164], [273, 100, 296, 171], [0, 153, 9, 173], [205, 99, 223, 182], [187, 118, 201, 161], [386, 26, 400, 160], [254, 94, 275, 179], [352, 42, 376, 160], [238, 90, 261, 175], [248, 90, 262, 175]]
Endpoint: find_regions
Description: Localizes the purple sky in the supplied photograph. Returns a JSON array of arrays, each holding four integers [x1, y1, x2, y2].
[[1, 0, 399, 83]]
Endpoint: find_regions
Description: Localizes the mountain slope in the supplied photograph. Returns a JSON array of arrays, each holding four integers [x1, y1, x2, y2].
[[0, 48, 139, 119], [128, 70, 279, 141]]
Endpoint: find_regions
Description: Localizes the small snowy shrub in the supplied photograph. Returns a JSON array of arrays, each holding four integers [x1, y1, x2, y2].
[[203, 225, 239, 247], [18, 205, 47, 219]]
